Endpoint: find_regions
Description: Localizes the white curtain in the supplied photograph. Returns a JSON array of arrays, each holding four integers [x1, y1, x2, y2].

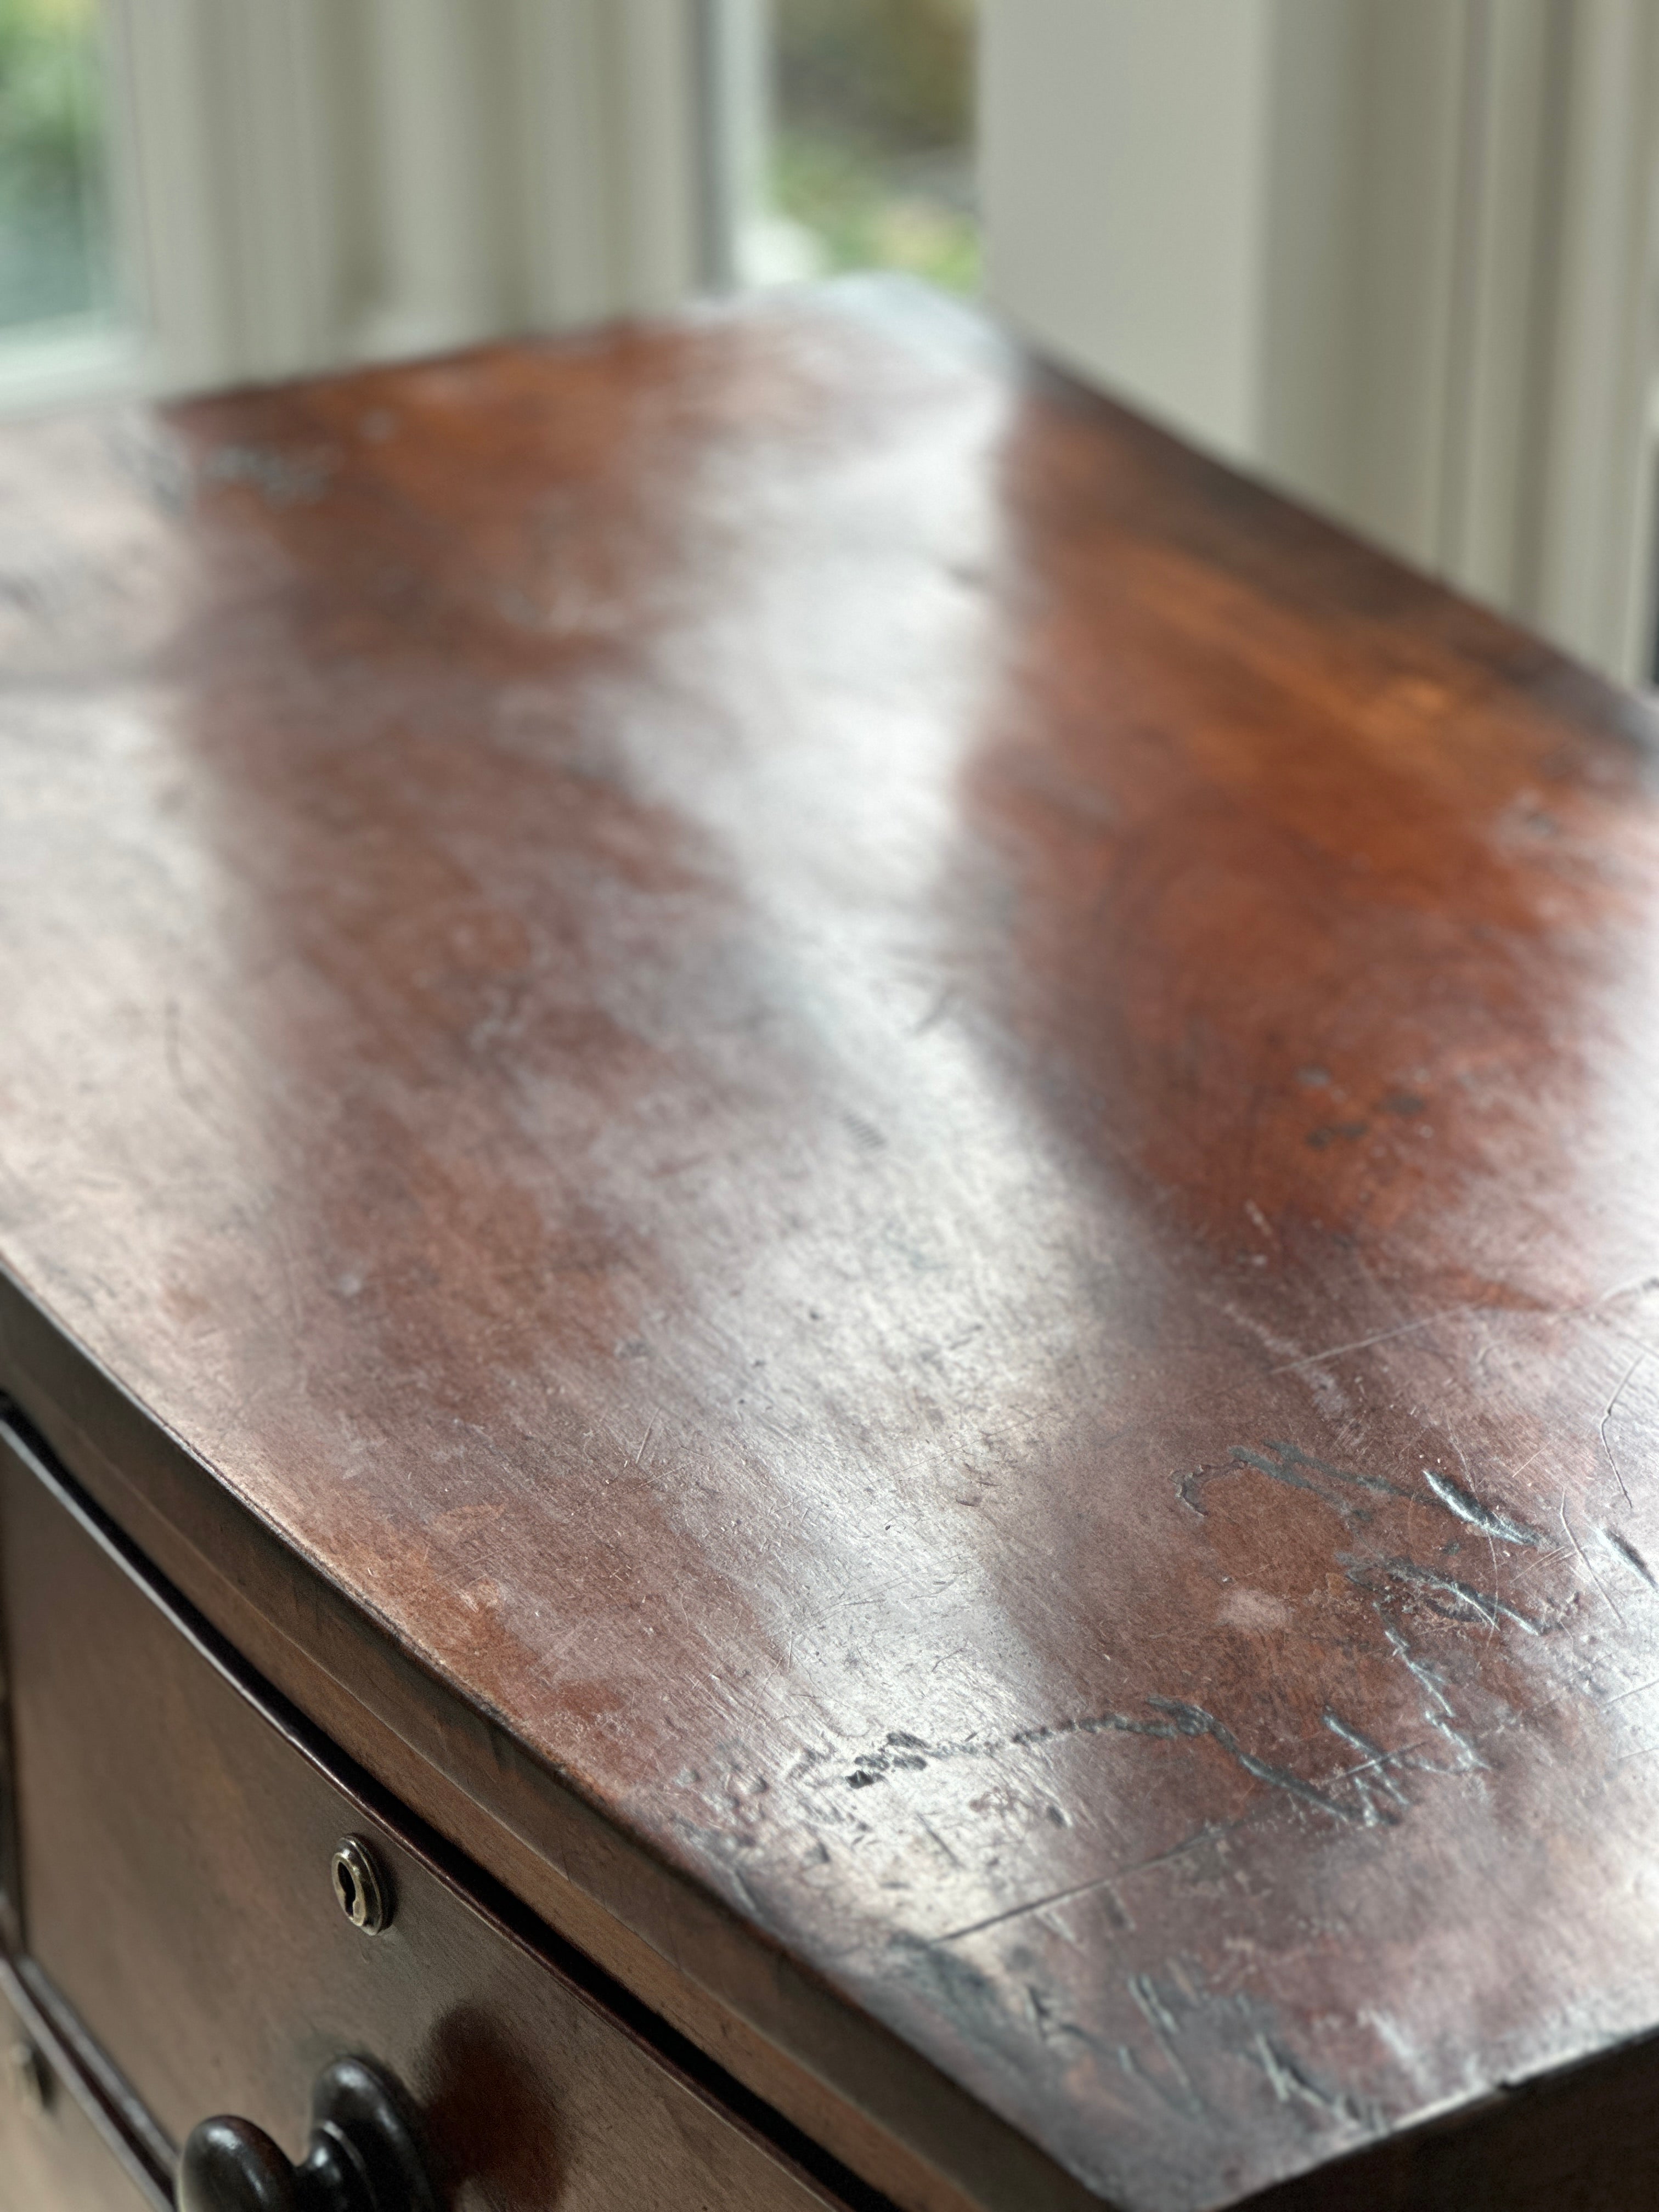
[[104, 0, 707, 395]]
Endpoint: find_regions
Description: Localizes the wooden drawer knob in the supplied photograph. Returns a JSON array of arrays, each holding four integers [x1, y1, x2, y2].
[[177, 2055, 441, 2212]]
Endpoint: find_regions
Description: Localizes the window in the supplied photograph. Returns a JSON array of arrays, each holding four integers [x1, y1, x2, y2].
[[719, 0, 979, 295], [0, 0, 112, 336]]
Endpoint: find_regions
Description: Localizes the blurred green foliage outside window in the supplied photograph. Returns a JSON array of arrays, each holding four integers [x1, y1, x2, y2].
[[0, 0, 112, 335], [765, 0, 978, 295]]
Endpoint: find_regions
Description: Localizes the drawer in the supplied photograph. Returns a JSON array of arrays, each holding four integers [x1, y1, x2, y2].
[[0, 1980, 152, 2212], [0, 1426, 850, 2211]]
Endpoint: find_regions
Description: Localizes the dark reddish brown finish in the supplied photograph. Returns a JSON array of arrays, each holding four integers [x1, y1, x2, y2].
[[3, 279, 1659, 2210], [0, 1429, 841, 2212]]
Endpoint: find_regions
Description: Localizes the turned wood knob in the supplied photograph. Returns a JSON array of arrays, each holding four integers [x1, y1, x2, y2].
[[177, 2056, 441, 2212]]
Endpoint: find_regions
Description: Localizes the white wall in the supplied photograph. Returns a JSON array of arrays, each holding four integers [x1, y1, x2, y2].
[[981, 0, 1481, 545], [981, 0, 1659, 684], [980, 0, 1277, 467]]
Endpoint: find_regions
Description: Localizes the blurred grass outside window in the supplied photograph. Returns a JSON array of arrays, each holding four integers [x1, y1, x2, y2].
[[741, 0, 979, 296], [0, 0, 123, 401]]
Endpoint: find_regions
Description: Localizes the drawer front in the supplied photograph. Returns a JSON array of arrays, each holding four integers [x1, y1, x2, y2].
[[0, 1983, 152, 2212], [0, 1428, 841, 2212]]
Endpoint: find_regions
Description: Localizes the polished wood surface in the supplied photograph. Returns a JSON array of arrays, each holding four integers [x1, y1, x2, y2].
[[0, 1427, 844, 2212], [3, 279, 1659, 2210]]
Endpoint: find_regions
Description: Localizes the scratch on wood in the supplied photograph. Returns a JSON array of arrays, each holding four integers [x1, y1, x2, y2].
[[1381, 1622, 1486, 1770], [1188, 1443, 1542, 1553], [1356, 1556, 1541, 1634], [837, 1712, 1181, 1789], [1268, 1307, 1472, 1375], [1144, 1699, 1383, 1825], [1560, 1495, 1623, 1622], [1234, 1441, 1412, 1505], [843, 1684, 1417, 1857], [918, 1815, 963, 1870], [1422, 1468, 1541, 1547], [1118, 2040, 1204, 2119], [938, 1825, 1244, 1948], [1129, 1972, 1183, 2043], [1252, 2030, 1323, 2109], [1009, 1711, 1182, 1750], [1126, 1974, 1201, 2108], [1600, 1351, 1644, 1506], [1131, 1987, 1195, 2095], [1323, 1713, 1410, 1808], [1596, 1674, 1659, 1707], [1600, 1527, 1658, 1589], [937, 1869, 1132, 1945], [1026, 1983, 1099, 2051], [1242, 2028, 1381, 2128]]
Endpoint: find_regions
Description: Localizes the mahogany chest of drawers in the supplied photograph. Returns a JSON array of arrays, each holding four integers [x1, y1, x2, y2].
[[4, 280, 1659, 2212]]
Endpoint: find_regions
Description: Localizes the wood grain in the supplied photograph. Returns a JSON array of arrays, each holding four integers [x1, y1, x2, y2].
[[3, 277, 1659, 2209]]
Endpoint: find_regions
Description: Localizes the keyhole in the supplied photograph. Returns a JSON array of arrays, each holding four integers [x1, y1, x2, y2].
[[330, 1836, 390, 1933]]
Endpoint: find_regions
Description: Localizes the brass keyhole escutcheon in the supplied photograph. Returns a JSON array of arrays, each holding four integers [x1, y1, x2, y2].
[[330, 1836, 391, 1934]]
